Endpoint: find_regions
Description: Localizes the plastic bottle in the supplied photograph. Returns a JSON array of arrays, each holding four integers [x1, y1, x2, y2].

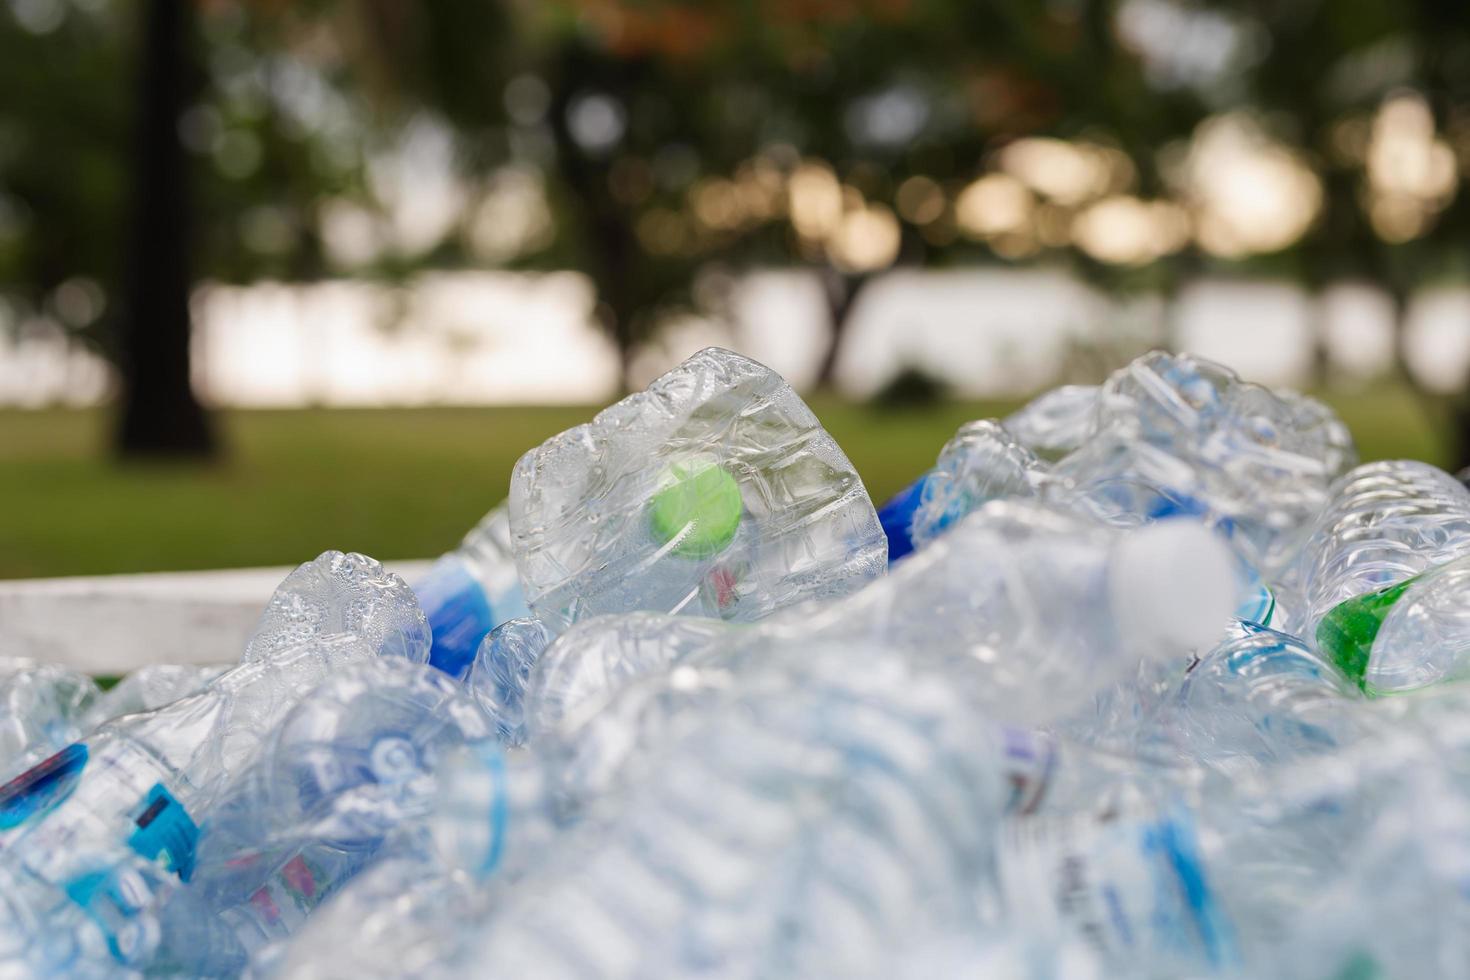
[[459, 645, 1010, 979], [1268, 763, 1470, 980], [0, 632, 379, 967], [465, 616, 556, 746], [1050, 351, 1355, 574], [414, 503, 531, 678], [995, 805, 1240, 974], [1003, 383, 1100, 461], [1318, 550, 1470, 695], [0, 658, 98, 783], [521, 612, 734, 746], [803, 500, 1239, 726], [1173, 620, 1366, 767], [171, 659, 493, 975], [907, 420, 1047, 550], [485, 503, 1237, 816], [81, 664, 226, 733], [875, 421, 1047, 562], [244, 550, 432, 665], [507, 348, 887, 632], [1294, 461, 1470, 692], [997, 723, 1470, 977]]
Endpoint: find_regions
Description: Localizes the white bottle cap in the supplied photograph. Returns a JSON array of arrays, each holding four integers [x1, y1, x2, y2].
[[1110, 520, 1238, 660]]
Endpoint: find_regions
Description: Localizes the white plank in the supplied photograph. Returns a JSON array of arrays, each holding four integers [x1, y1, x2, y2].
[[0, 561, 434, 674]]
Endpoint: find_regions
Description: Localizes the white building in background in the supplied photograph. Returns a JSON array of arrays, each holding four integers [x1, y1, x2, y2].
[[0, 269, 1444, 409]]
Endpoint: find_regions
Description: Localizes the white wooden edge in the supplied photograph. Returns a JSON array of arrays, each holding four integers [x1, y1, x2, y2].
[[0, 561, 435, 675]]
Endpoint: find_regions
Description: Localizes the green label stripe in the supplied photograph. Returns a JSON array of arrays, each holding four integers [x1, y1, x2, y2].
[[1315, 578, 1413, 693]]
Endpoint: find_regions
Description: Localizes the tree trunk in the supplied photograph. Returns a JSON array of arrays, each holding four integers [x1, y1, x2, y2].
[[115, 0, 216, 459], [544, 45, 642, 395], [815, 269, 869, 391]]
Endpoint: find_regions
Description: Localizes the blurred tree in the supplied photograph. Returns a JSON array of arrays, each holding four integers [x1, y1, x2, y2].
[[116, 0, 214, 457], [0, 0, 130, 361], [3, 0, 1470, 456], [1231, 0, 1470, 464]]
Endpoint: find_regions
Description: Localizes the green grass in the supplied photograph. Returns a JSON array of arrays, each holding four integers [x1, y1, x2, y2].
[[0, 387, 1449, 579]]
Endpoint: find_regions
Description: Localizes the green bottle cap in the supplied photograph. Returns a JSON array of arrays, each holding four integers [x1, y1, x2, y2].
[[1316, 577, 1414, 694], [648, 460, 743, 558]]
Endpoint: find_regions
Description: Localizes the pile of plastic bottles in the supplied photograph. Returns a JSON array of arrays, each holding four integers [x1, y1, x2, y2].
[[5, 347, 1470, 979]]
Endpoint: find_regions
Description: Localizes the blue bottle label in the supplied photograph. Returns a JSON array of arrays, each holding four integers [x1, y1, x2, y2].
[[0, 743, 87, 831], [477, 743, 510, 878], [999, 810, 1238, 969], [417, 557, 498, 677], [127, 783, 198, 881], [877, 473, 930, 563]]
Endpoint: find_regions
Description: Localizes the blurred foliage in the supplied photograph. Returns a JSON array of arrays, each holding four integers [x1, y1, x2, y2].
[[1, 0, 1469, 391]]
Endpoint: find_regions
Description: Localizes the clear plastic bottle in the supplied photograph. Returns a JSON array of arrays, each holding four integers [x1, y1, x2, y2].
[[995, 805, 1240, 974], [1173, 620, 1366, 767], [1268, 763, 1470, 980], [804, 500, 1239, 726], [1050, 351, 1355, 574], [1295, 461, 1470, 626], [1003, 383, 1100, 461], [81, 664, 226, 733], [244, 550, 432, 665], [460, 645, 1010, 979], [0, 658, 98, 783], [522, 612, 734, 746], [503, 503, 1239, 813], [465, 616, 556, 746], [907, 420, 1047, 550], [174, 659, 493, 975], [1296, 461, 1470, 692], [507, 348, 887, 632], [1318, 551, 1470, 695], [1002, 722, 1470, 977], [0, 633, 375, 967], [414, 503, 530, 678]]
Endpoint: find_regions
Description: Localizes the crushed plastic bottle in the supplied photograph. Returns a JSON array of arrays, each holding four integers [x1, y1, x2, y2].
[[907, 420, 1047, 550], [508, 348, 887, 631], [1295, 460, 1470, 693], [465, 617, 556, 746], [0, 552, 422, 968], [806, 500, 1239, 725], [1051, 351, 1356, 573], [1003, 383, 1100, 461], [459, 645, 1010, 979], [244, 551, 431, 665], [9, 346, 1468, 980], [81, 664, 226, 733], [0, 633, 376, 966], [0, 658, 98, 783], [174, 659, 492, 975], [414, 503, 531, 677], [522, 611, 734, 745], [1174, 620, 1366, 768]]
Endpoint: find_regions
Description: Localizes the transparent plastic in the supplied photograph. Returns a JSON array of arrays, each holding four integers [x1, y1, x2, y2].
[[508, 348, 886, 631], [465, 616, 556, 746], [415, 503, 530, 677]]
